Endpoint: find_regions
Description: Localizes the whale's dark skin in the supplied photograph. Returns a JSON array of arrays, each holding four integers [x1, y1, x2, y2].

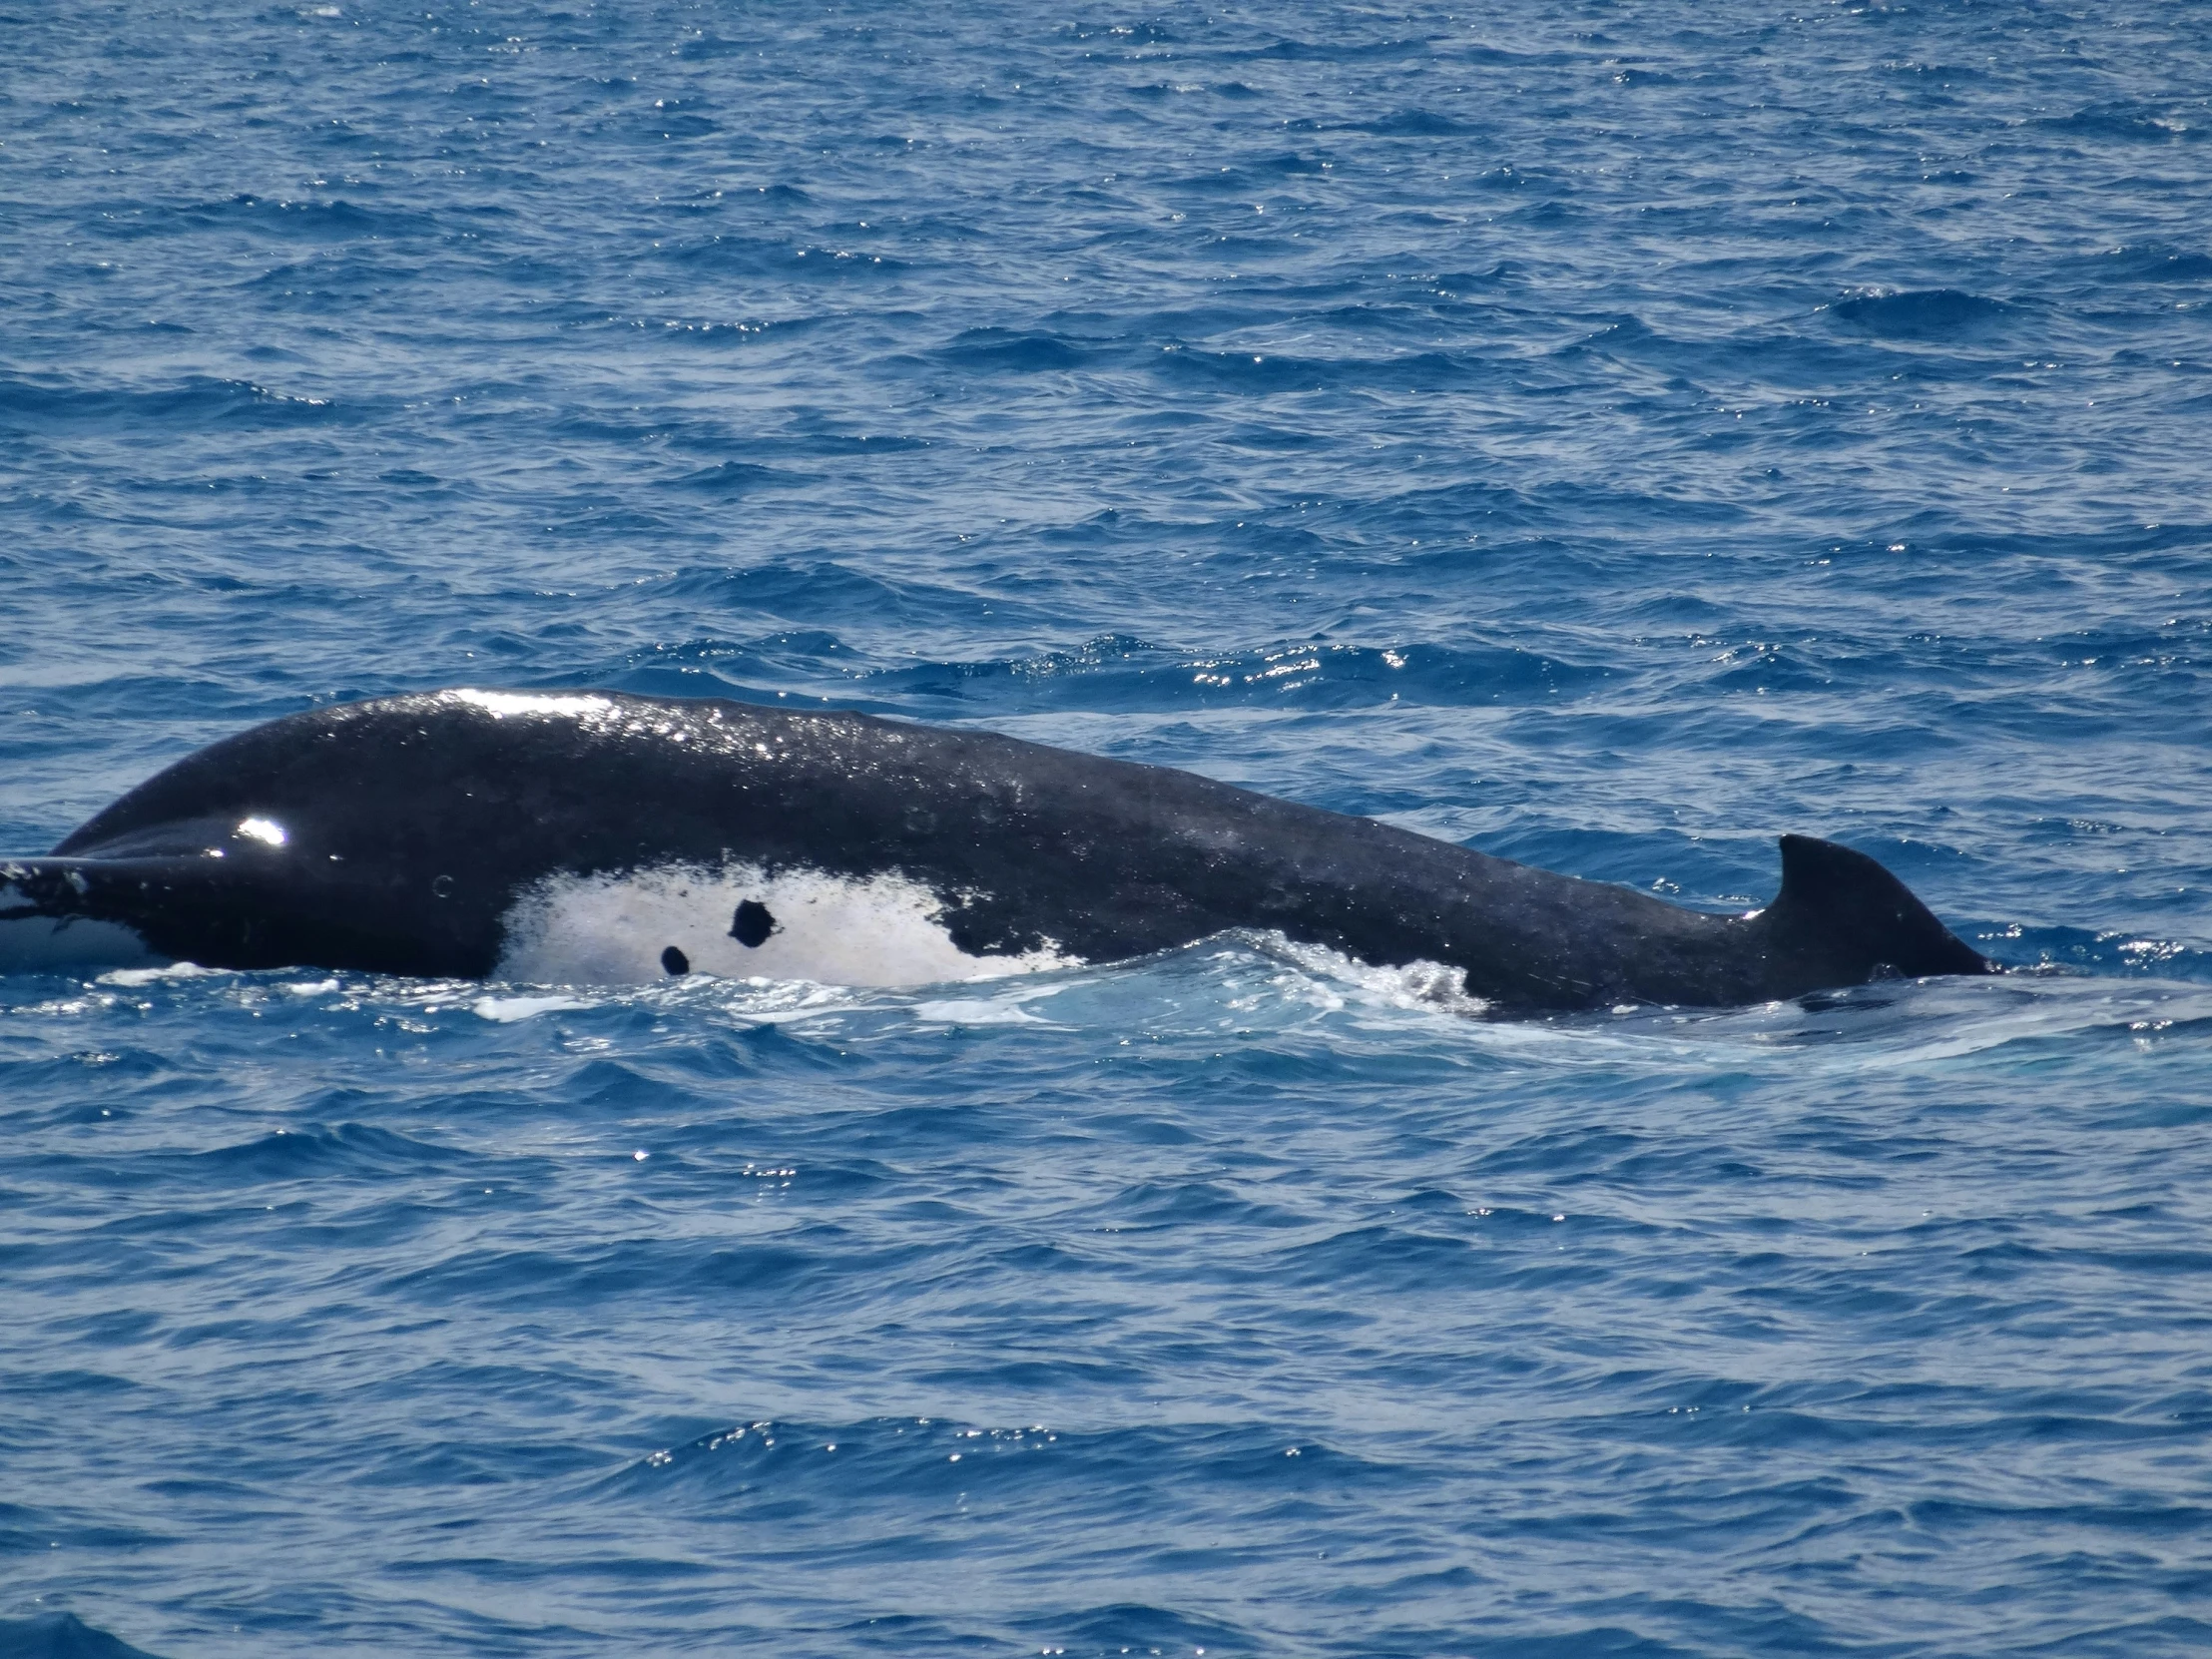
[[0, 689, 1992, 1010]]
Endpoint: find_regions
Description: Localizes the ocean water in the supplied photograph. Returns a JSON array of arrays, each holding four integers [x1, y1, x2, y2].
[[4, 1, 2211, 1653]]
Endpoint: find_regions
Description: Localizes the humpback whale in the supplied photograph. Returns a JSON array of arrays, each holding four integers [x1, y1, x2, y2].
[[0, 689, 1991, 1010]]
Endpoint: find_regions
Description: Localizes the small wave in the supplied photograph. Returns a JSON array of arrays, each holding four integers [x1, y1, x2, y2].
[[2078, 245, 2212, 283], [2037, 105, 2204, 144], [1826, 288, 2013, 340], [666, 460, 821, 496], [1246, 35, 1428, 63], [187, 1121, 473, 1178], [171, 192, 434, 243], [1351, 108, 1480, 137], [610, 626, 1609, 715], [0, 374, 340, 434], [931, 328, 1098, 372], [0, 1613, 164, 1659], [604, 1413, 1398, 1513], [856, 636, 1606, 713], [1990, 923, 2212, 983], [1454, 974, 2212, 1076]]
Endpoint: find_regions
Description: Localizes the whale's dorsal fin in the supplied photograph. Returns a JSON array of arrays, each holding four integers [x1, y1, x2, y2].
[[1762, 833, 1990, 986]]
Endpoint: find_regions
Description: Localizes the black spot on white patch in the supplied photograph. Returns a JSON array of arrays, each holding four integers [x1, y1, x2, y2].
[[730, 899, 776, 948], [661, 944, 690, 975]]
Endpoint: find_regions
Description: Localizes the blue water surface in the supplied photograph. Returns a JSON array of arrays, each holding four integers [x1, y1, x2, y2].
[[5, 2, 2212, 1654]]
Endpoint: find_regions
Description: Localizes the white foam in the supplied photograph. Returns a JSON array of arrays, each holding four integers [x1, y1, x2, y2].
[[1257, 933, 1493, 1018], [911, 995, 1054, 1025], [101, 961, 217, 986], [473, 994, 597, 1022], [493, 861, 1077, 988]]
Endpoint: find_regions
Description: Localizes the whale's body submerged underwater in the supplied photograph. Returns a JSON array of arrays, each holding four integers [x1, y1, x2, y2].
[[0, 689, 1991, 1010]]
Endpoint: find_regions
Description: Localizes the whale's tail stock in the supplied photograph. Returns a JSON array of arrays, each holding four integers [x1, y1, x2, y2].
[[1756, 833, 1992, 991]]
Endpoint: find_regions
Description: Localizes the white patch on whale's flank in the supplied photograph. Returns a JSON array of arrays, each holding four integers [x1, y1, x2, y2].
[[493, 861, 1077, 988], [237, 816, 287, 846], [0, 886, 164, 974]]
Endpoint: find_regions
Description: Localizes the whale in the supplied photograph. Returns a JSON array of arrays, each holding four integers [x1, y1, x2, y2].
[[0, 688, 1992, 1010]]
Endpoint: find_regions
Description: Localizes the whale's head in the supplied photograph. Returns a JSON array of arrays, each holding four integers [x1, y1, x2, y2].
[[0, 694, 613, 978]]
